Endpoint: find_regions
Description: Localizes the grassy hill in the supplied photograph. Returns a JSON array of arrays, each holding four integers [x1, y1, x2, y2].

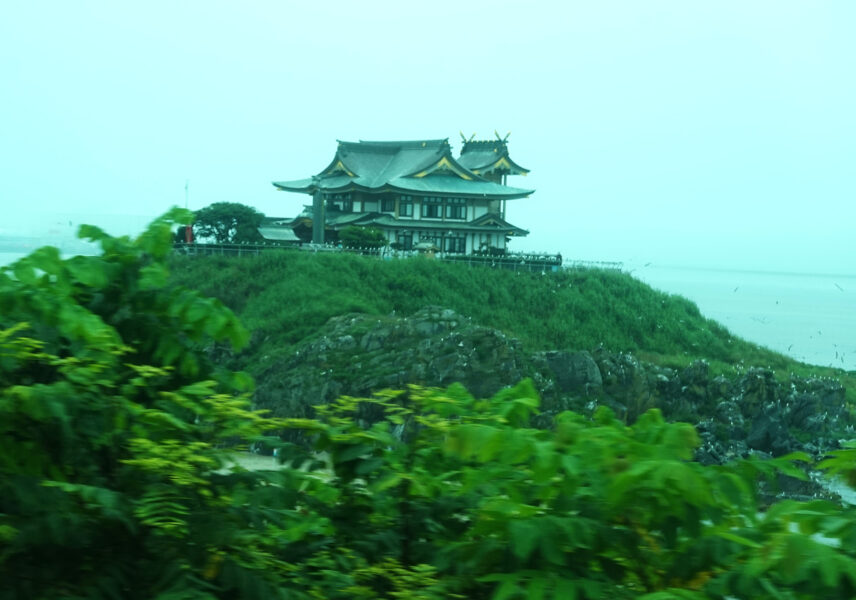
[[168, 251, 850, 389]]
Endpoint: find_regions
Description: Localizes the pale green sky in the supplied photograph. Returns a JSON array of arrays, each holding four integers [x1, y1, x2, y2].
[[1, 1, 854, 272]]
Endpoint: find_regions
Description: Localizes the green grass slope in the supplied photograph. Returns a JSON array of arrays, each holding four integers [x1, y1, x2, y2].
[[168, 251, 826, 379]]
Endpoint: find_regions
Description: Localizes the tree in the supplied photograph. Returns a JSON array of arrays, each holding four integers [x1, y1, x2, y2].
[[0, 209, 296, 599], [193, 202, 265, 244], [339, 225, 387, 250]]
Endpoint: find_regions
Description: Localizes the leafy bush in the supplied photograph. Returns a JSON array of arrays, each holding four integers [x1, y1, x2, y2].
[[0, 209, 294, 599], [339, 226, 388, 249], [5, 212, 856, 599], [275, 381, 856, 599]]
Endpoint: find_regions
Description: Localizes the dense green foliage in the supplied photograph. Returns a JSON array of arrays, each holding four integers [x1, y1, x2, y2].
[[193, 201, 265, 244], [273, 382, 856, 599], [168, 250, 789, 375], [339, 226, 388, 249], [0, 210, 288, 598], [5, 212, 856, 599]]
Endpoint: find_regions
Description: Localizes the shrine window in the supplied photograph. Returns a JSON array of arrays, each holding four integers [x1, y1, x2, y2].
[[396, 231, 413, 250], [445, 235, 466, 253], [421, 197, 442, 219], [324, 192, 352, 212], [445, 198, 466, 220]]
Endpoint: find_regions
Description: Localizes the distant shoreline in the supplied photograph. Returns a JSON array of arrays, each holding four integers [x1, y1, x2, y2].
[[0, 236, 98, 263], [638, 262, 856, 282]]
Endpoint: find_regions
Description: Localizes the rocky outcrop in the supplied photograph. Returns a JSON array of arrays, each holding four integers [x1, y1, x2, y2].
[[254, 307, 526, 420], [252, 307, 851, 467]]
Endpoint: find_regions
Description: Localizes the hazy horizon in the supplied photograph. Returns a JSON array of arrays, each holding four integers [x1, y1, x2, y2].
[[2, 1, 854, 274], [3, 210, 854, 278]]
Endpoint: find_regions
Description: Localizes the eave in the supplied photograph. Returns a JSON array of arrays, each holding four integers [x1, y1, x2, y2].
[[470, 155, 530, 176], [273, 177, 534, 200], [323, 212, 529, 237]]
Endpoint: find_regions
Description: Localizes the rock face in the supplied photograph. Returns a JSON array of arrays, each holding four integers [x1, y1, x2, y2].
[[253, 306, 850, 466], [254, 307, 526, 419]]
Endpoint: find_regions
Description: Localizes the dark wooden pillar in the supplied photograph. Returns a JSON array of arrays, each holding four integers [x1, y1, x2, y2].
[[311, 176, 325, 244]]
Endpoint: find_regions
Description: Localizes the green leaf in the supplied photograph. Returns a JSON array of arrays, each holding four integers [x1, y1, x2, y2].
[[27, 245, 63, 273], [639, 590, 708, 600], [336, 443, 372, 463], [140, 263, 169, 289], [371, 473, 402, 492], [229, 371, 255, 393], [716, 530, 763, 548], [66, 255, 110, 288], [492, 577, 520, 600], [527, 575, 547, 600], [553, 578, 577, 600], [179, 381, 218, 397], [12, 260, 38, 285], [509, 520, 540, 561], [77, 223, 110, 242]]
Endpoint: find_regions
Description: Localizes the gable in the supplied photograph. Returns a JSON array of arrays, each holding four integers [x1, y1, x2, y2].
[[476, 216, 504, 227], [411, 156, 474, 180], [471, 156, 516, 175], [322, 159, 356, 177]]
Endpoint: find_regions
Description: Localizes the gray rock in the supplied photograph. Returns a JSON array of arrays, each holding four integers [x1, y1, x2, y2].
[[244, 305, 851, 476], [715, 400, 746, 440], [736, 368, 779, 418], [680, 359, 709, 388], [747, 410, 795, 455], [536, 350, 602, 395], [253, 307, 526, 420]]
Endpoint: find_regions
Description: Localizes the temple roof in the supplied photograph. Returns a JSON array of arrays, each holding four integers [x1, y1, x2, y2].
[[273, 138, 533, 199], [284, 210, 529, 237], [257, 226, 300, 242], [457, 138, 530, 176], [322, 211, 528, 236]]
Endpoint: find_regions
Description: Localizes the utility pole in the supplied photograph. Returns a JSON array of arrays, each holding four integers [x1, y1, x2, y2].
[[184, 180, 194, 243]]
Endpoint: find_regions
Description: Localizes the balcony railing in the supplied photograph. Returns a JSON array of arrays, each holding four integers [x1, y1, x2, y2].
[[171, 242, 624, 272]]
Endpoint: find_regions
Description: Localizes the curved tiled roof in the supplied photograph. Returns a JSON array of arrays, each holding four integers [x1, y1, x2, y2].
[[273, 139, 533, 199], [457, 139, 529, 175], [320, 211, 529, 236]]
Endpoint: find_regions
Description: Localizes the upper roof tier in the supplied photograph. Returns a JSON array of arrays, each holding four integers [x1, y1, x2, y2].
[[457, 137, 530, 176], [273, 138, 533, 199]]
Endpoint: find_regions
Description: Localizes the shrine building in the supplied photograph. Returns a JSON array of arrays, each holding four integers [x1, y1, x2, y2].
[[271, 134, 532, 254]]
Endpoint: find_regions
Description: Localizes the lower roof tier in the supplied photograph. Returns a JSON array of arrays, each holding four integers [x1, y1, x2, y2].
[[290, 211, 528, 237], [273, 174, 532, 200]]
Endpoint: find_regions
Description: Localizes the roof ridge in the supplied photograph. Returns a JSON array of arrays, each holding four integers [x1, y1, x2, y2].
[[461, 140, 507, 150], [351, 139, 449, 148]]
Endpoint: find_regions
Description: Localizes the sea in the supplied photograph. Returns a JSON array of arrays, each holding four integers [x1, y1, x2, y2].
[[634, 264, 856, 372], [1, 232, 853, 372], [0, 212, 148, 272]]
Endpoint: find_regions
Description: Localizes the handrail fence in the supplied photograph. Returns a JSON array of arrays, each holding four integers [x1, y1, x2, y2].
[[172, 242, 623, 273]]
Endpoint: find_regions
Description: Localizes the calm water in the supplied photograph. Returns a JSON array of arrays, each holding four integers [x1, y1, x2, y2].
[[0, 252, 28, 266], [0, 241, 98, 268], [636, 265, 856, 371]]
